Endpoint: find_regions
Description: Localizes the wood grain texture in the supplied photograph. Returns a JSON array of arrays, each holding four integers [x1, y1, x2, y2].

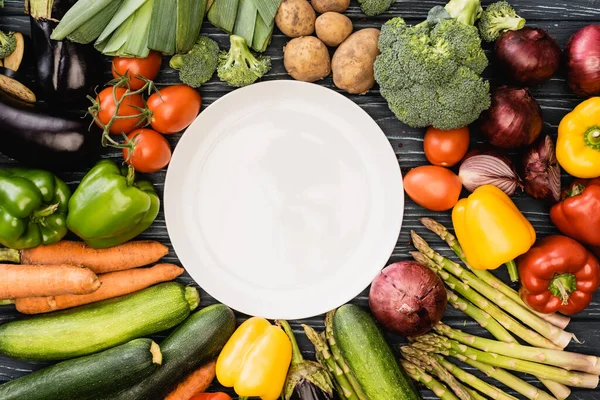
[[1, 0, 600, 398]]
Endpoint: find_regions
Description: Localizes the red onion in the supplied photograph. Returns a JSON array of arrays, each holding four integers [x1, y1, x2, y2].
[[479, 86, 543, 149], [495, 27, 561, 85], [459, 150, 523, 195], [369, 261, 447, 337], [521, 135, 561, 203], [565, 25, 600, 96]]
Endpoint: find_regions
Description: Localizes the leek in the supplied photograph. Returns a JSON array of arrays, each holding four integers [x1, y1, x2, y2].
[[148, 0, 177, 55], [95, 0, 153, 57], [51, 0, 123, 43], [176, 0, 207, 54], [207, 0, 239, 34], [253, 0, 280, 23], [252, 12, 273, 52], [96, 0, 147, 43], [233, 0, 257, 46]]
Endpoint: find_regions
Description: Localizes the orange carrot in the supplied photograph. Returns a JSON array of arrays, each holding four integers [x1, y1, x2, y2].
[[14, 263, 184, 314], [165, 360, 217, 400], [0, 240, 169, 274], [0, 264, 100, 299]]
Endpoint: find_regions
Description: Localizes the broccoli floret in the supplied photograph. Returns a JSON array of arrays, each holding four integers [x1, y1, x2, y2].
[[431, 19, 488, 74], [358, 0, 394, 17], [374, 1, 490, 130], [444, 0, 483, 25], [169, 36, 220, 88], [478, 1, 526, 42], [217, 35, 271, 88], [0, 31, 16, 59]]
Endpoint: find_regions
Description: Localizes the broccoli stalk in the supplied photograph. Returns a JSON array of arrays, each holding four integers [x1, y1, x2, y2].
[[170, 36, 220, 88], [217, 35, 271, 88], [0, 31, 16, 59], [444, 0, 483, 26], [478, 1, 526, 42]]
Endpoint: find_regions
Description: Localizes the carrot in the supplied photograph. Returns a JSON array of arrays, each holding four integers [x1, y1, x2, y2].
[[14, 263, 184, 314], [0, 264, 100, 299], [165, 360, 217, 400], [0, 240, 169, 274]]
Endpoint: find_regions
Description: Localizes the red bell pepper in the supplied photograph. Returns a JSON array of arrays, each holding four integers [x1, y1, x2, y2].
[[189, 393, 232, 400], [550, 178, 600, 247], [518, 235, 600, 315]]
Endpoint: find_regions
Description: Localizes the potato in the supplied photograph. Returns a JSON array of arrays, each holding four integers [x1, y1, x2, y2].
[[315, 12, 353, 47], [275, 0, 316, 38], [331, 28, 380, 94], [311, 0, 350, 13], [284, 37, 331, 82]]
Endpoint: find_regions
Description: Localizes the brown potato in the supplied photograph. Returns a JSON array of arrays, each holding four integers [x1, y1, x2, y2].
[[284, 37, 331, 82], [315, 12, 353, 47], [275, 0, 316, 38], [331, 28, 380, 94], [311, 0, 350, 13]]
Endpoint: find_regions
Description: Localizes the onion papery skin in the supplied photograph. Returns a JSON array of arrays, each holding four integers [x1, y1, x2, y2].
[[565, 25, 600, 97], [521, 135, 561, 203]]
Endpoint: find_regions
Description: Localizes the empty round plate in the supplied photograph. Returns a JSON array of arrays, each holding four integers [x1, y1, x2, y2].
[[165, 81, 403, 319]]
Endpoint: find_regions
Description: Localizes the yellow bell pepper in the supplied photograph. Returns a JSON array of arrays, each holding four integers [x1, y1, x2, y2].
[[216, 316, 292, 400], [557, 97, 600, 178], [452, 185, 536, 281]]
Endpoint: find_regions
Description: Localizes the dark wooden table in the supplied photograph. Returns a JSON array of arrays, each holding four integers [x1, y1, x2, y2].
[[1, 0, 600, 398]]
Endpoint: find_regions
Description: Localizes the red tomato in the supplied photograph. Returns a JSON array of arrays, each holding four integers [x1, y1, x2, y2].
[[403, 165, 462, 211], [96, 87, 146, 135], [147, 85, 201, 134], [189, 394, 232, 400], [112, 51, 162, 90], [123, 129, 172, 173], [424, 126, 470, 167]]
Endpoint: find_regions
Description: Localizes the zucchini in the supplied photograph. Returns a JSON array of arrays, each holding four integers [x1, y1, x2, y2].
[[333, 304, 422, 400], [0, 338, 162, 400], [0, 282, 199, 360], [109, 303, 236, 400]]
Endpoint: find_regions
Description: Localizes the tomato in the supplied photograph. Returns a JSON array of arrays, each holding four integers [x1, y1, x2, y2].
[[96, 87, 146, 135], [123, 129, 172, 173], [424, 126, 470, 167], [403, 165, 462, 211], [189, 394, 232, 400], [147, 85, 201, 134], [112, 51, 162, 90]]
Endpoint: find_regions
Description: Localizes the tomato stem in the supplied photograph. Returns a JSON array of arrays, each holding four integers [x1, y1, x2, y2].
[[549, 273, 577, 305]]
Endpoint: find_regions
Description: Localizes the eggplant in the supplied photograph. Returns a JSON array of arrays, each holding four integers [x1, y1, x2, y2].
[[0, 89, 101, 170], [290, 380, 333, 400], [29, 0, 103, 108]]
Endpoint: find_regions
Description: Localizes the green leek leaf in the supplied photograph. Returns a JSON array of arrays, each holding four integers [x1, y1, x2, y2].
[[233, 0, 257, 46], [176, 0, 207, 54], [148, 0, 177, 55], [123, 0, 153, 57], [207, 0, 239, 34], [252, 0, 281, 23], [97, 0, 148, 43], [51, 0, 123, 43], [252, 11, 273, 52]]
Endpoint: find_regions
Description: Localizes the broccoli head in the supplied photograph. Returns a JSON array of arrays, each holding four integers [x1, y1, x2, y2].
[[170, 36, 220, 88], [217, 35, 271, 88], [444, 0, 483, 26], [431, 19, 488, 74], [478, 1, 526, 42], [0, 31, 16, 59], [358, 0, 394, 17]]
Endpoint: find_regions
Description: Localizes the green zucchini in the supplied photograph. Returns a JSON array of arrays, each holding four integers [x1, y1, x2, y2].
[[109, 303, 236, 400], [333, 304, 422, 400], [0, 338, 162, 400], [0, 282, 199, 361]]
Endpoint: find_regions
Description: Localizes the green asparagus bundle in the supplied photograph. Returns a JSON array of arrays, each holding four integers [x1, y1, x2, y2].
[[400, 359, 459, 400]]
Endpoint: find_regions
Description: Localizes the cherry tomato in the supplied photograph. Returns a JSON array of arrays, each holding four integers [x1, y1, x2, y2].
[[424, 126, 470, 167], [189, 394, 232, 400], [403, 165, 462, 211], [123, 129, 172, 173], [147, 85, 201, 134], [96, 87, 146, 135], [112, 51, 162, 90]]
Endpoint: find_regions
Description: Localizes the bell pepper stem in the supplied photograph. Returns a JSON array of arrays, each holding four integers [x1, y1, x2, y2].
[[566, 183, 585, 197], [238, 397, 249, 400], [584, 126, 600, 150], [0, 248, 21, 263], [505, 260, 519, 282], [31, 203, 58, 219], [277, 319, 304, 366], [126, 165, 136, 187], [549, 273, 577, 305], [0, 300, 13, 306]]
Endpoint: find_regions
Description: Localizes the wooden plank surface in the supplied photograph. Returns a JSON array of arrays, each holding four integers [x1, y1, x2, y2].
[[1, 0, 600, 398]]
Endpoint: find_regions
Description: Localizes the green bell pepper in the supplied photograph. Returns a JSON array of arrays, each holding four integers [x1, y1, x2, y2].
[[0, 168, 71, 249], [67, 160, 160, 249]]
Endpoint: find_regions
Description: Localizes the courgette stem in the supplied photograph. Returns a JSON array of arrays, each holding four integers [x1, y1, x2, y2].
[[184, 286, 200, 310], [277, 319, 303, 366], [0, 248, 21, 263], [25, 0, 53, 19], [149, 341, 162, 365]]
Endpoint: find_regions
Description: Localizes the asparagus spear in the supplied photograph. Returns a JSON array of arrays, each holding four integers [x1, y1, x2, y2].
[[316, 350, 348, 400], [414, 334, 599, 388], [434, 322, 600, 374], [430, 353, 517, 400], [446, 289, 515, 343], [302, 324, 357, 400], [419, 217, 570, 330], [411, 231, 574, 350], [539, 380, 571, 400], [411, 251, 560, 350], [464, 388, 488, 400], [324, 311, 368, 400], [401, 347, 474, 400], [400, 359, 460, 400]]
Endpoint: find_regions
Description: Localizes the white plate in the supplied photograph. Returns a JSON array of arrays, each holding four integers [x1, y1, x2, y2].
[[165, 81, 403, 319]]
